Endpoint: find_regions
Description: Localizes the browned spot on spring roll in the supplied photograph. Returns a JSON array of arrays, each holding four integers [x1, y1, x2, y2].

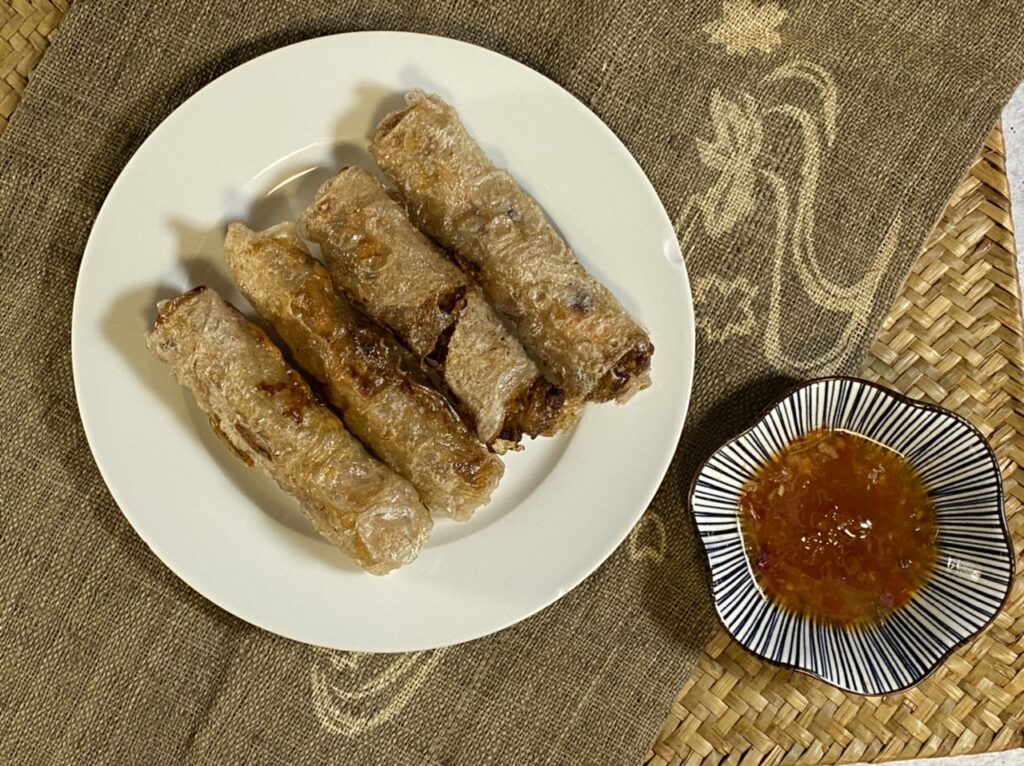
[[147, 286, 432, 574], [300, 166, 571, 449], [225, 222, 503, 521], [370, 91, 654, 403]]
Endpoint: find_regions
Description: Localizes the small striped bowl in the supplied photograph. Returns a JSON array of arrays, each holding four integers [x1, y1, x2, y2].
[[691, 377, 1014, 695]]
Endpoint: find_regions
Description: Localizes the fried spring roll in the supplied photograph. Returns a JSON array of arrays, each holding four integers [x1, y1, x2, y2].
[[147, 287, 432, 574], [444, 289, 570, 446], [224, 222, 503, 520], [300, 166, 570, 448], [370, 91, 654, 402]]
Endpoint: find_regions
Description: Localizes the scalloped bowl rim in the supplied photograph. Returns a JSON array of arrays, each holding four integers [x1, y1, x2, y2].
[[689, 376, 1014, 695]]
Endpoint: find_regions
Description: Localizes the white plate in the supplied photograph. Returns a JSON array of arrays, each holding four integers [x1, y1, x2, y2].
[[72, 31, 694, 652]]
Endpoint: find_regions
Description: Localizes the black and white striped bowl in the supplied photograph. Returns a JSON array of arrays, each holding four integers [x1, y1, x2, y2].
[[691, 377, 1014, 695]]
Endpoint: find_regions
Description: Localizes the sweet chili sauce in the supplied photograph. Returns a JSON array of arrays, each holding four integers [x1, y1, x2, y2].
[[739, 428, 938, 625]]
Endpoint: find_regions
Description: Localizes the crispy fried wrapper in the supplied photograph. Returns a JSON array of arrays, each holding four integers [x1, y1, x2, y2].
[[300, 166, 467, 359], [300, 166, 570, 447], [446, 289, 574, 446], [224, 222, 503, 520], [370, 91, 654, 402], [146, 286, 432, 573]]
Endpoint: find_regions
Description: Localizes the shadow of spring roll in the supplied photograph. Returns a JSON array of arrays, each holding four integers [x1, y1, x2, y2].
[[370, 91, 654, 403], [147, 287, 432, 574], [224, 222, 503, 520], [300, 166, 572, 450]]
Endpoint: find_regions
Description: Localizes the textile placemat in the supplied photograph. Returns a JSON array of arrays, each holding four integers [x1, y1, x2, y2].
[[2, 2, 1023, 764]]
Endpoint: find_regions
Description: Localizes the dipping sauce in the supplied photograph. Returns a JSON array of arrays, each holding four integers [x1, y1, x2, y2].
[[739, 428, 937, 625]]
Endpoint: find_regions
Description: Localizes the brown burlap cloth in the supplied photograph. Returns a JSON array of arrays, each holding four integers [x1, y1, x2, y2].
[[3, 2, 1024, 764]]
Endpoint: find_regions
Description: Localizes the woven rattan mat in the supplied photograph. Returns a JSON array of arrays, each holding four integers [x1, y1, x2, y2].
[[648, 126, 1024, 766], [4, 5, 1022, 765], [0, 1, 65, 132]]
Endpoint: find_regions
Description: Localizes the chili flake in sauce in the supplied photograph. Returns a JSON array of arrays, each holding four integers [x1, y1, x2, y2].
[[739, 428, 937, 625]]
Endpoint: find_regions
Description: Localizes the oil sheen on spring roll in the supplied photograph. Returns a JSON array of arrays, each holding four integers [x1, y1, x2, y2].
[[300, 166, 570, 448], [224, 222, 502, 520], [370, 90, 654, 403], [146, 287, 431, 574]]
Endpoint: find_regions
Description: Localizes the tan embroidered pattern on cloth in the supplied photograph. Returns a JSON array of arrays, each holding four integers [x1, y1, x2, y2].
[[2, 1, 1023, 764], [679, 44, 903, 373]]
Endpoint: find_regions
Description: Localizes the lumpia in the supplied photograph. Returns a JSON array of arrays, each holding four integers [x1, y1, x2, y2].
[[370, 91, 654, 402], [147, 286, 432, 574]]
